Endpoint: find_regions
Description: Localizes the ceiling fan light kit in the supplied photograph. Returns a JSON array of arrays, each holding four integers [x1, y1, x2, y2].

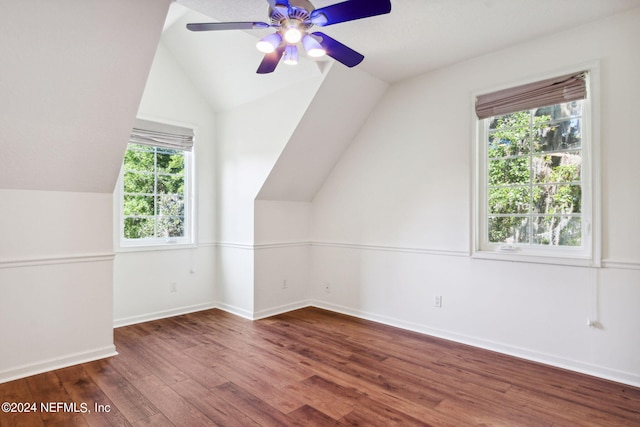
[[186, 0, 392, 74], [283, 45, 299, 65], [256, 33, 283, 53], [283, 25, 303, 44], [302, 34, 326, 57]]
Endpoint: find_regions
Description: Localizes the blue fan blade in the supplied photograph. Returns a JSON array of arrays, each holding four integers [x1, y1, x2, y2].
[[310, 0, 391, 26], [312, 32, 364, 67], [257, 46, 285, 74], [187, 22, 270, 31]]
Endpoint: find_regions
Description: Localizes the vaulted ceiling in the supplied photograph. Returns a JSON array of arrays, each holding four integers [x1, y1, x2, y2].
[[2, 0, 639, 194], [169, 0, 640, 110]]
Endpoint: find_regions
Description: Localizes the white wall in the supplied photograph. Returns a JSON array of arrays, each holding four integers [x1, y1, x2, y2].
[[310, 9, 640, 386], [215, 77, 324, 316], [0, 0, 169, 384], [254, 200, 312, 317], [112, 41, 217, 326], [252, 65, 388, 317], [0, 191, 116, 383]]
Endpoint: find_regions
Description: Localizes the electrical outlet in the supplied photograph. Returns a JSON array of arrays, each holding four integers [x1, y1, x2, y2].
[[282, 279, 288, 289], [434, 295, 442, 308], [170, 282, 177, 293], [324, 282, 330, 293]]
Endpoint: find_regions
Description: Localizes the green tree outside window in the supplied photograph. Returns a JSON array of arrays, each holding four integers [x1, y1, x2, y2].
[[122, 144, 186, 240], [487, 101, 583, 247]]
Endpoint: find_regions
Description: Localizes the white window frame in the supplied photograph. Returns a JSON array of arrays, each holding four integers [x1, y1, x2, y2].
[[472, 64, 601, 267], [116, 119, 195, 250]]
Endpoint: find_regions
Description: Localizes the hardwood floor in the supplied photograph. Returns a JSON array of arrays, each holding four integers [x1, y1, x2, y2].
[[1, 307, 639, 426]]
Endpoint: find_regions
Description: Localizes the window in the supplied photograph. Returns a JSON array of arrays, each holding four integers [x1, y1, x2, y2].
[[119, 119, 194, 247], [474, 70, 598, 265]]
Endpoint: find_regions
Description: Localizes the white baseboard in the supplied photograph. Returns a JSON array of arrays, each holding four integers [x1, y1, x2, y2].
[[113, 302, 218, 328], [309, 300, 640, 389], [0, 345, 117, 385], [113, 300, 261, 326], [253, 300, 313, 320], [214, 302, 254, 320]]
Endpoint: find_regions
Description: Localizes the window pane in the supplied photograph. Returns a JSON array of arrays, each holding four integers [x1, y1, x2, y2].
[[124, 146, 154, 172], [488, 130, 530, 157], [534, 118, 582, 153], [534, 101, 582, 121], [481, 93, 587, 253], [123, 195, 154, 216], [157, 216, 184, 238], [124, 171, 154, 194], [488, 111, 530, 130], [157, 174, 184, 194], [157, 195, 184, 216], [121, 138, 190, 244], [533, 185, 582, 214], [488, 187, 530, 214], [156, 150, 184, 174], [532, 152, 581, 183], [489, 157, 530, 186], [532, 216, 581, 246], [157, 193, 185, 238], [488, 216, 529, 244], [488, 111, 533, 158], [124, 217, 155, 239]]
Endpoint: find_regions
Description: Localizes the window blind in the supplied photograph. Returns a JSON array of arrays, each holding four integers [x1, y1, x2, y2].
[[130, 119, 194, 151], [475, 71, 587, 120]]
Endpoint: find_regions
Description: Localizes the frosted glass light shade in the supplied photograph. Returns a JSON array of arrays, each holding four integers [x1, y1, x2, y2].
[[284, 26, 302, 44], [302, 35, 326, 57], [283, 45, 298, 65], [256, 33, 282, 53]]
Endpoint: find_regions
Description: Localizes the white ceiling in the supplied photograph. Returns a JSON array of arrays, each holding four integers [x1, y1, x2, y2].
[[165, 0, 640, 111], [173, 0, 640, 83], [162, 4, 323, 111]]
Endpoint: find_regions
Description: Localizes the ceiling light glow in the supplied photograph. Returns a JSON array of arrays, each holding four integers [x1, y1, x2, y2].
[[302, 35, 326, 57], [256, 33, 282, 53], [284, 26, 302, 44]]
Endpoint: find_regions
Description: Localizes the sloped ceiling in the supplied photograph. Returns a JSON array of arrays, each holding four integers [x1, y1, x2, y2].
[[257, 62, 388, 201], [177, 0, 640, 85], [161, 5, 323, 112], [0, 0, 170, 193], [4, 0, 637, 193], [163, 0, 640, 202]]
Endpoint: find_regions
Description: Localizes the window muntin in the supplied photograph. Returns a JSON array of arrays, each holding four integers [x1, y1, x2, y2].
[[121, 143, 191, 245]]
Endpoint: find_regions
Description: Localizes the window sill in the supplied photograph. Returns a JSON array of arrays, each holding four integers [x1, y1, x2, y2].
[[472, 250, 596, 267], [116, 241, 196, 254]]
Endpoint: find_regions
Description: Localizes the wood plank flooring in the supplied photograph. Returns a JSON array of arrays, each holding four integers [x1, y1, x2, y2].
[[1, 307, 639, 426]]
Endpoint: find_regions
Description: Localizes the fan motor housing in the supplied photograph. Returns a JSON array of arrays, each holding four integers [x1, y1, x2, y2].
[[270, 0, 316, 25]]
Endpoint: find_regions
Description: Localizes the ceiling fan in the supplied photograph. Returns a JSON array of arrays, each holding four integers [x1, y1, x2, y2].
[[186, 0, 392, 74]]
